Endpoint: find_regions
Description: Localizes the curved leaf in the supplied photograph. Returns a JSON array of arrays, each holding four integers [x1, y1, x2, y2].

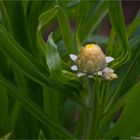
[[37, 5, 59, 53], [46, 33, 87, 109], [109, 1, 130, 68], [77, 1, 108, 44], [105, 81, 140, 138], [127, 17, 140, 38], [0, 25, 49, 86], [56, 2, 74, 53]]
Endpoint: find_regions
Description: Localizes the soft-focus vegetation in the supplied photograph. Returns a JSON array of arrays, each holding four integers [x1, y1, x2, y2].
[[0, 0, 140, 139]]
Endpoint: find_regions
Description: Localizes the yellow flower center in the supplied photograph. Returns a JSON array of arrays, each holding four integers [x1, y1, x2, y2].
[[85, 44, 95, 48]]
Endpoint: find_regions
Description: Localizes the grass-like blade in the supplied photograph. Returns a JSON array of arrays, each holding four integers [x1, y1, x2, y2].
[[75, 0, 90, 48], [37, 5, 59, 53], [105, 81, 140, 138], [109, 1, 130, 68], [0, 74, 76, 139], [2, 1, 31, 51], [57, 1, 74, 53], [0, 25, 49, 86], [77, 1, 108, 44], [127, 17, 140, 37], [46, 33, 88, 109]]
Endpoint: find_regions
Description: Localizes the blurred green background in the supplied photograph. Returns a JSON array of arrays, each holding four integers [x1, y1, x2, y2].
[[0, 0, 140, 139]]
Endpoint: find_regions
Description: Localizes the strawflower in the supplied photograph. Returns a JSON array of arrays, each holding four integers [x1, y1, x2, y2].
[[70, 44, 118, 80]]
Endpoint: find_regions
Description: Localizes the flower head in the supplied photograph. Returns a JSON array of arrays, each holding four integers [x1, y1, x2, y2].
[[76, 44, 106, 73], [70, 43, 118, 80]]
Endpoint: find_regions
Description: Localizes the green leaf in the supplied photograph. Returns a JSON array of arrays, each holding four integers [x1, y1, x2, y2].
[[127, 17, 140, 38], [104, 1, 134, 113], [109, 1, 128, 52], [0, 85, 10, 136], [76, 0, 89, 25], [0, 25, 49, 86], [86, 35, 108, 46], [43, 86, 63, 139], [0, 74, 76, 139], [38, 130, 46, 140], [2, 1, 31, 51], [57, 1, 74, 53], [10, 99, 39, 139], [25, 1, 49, 54], [109, 1, 130, 68], [46, 33, 61, 72], [38, 6, 58, 31], [105, 81, 140, 138], [75, 0, 90, 48], [102, 36, 140, 137], [46, 33, 87, 109], [0, 132, 11, 140], [44, 34, 63, 137], [77, 1, 108, 44], [0, 1, 12, 33], [105, 34, 140, 113], [0, 85, 8, 122], [37, 5, 59, 53], [106, 28, 115, 56]]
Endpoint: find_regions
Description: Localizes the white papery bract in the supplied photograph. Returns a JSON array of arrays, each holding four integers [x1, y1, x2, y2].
[[70, 44, 118, 80]]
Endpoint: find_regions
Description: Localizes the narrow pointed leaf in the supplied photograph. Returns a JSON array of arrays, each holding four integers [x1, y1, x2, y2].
[[37, 5, 59, 53], [77, 1, 108, 44], [109, 1, 130, 68], [0, 25, 49, 86], [105, 81, 140, 138], [0, 74, 75, 139], [57, 2, 74, 53]]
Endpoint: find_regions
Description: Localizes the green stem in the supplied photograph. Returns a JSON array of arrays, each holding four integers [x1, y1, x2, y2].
[[94, 82, 110, 138], [91, 78, 100, 138], [84, 78, 95, 138], [101, 82, 110, 112], [43, 86, 63, 139]]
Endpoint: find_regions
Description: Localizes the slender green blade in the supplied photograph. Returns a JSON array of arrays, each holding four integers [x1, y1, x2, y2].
[[11, 103, 39, 139], [115, 36, 140, 97], [0, 74, 76, 139], [75, 0, 90, 48], [0, 25, 49, 86], [127, 17, 140, 37], [2, 1, 31, 51], [46, 33, 87, 109], [37, 5, 59, 53], [0, 132, 11, 140], [77, 1, 108, 44], [38, 130, 46, 140], [105, 81, 140, 138], [26, 1, 49, 55], [109, 1, 130, 68], [57, 2, 74, 53], [0, 85, 10, 136], [0, 1, 12, 33]]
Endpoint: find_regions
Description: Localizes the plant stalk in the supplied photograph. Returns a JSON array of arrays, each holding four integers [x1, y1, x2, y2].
[[84, 78, 95, 138]]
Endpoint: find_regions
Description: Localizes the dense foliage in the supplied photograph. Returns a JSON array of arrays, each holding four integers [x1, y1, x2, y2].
[[0, 0, 140, 139]]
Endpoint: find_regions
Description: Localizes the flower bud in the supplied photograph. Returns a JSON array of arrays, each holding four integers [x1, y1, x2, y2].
[[76, 44, 106, 73], [108, 73, 118, 80]]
